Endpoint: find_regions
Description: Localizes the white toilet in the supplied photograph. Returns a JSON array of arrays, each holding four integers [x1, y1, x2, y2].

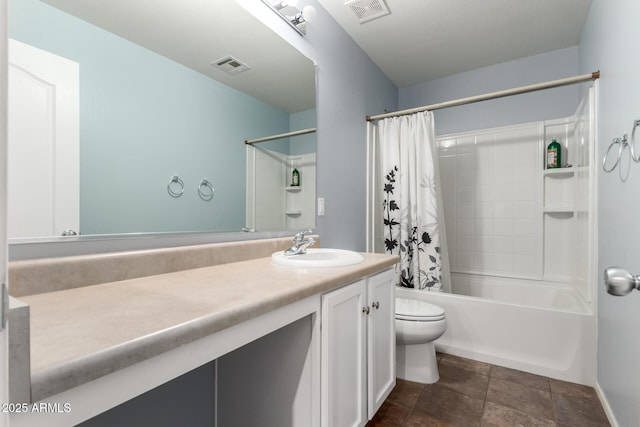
[[395, 297, 447, 383]]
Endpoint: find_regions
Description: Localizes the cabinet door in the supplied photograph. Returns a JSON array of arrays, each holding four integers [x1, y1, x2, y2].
[[321, 279, 367, 427], [367, 269, 396, 419]]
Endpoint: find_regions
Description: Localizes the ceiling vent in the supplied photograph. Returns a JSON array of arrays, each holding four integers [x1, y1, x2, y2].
[[345, 0, 390, 23], [211, 55, 250, 75]]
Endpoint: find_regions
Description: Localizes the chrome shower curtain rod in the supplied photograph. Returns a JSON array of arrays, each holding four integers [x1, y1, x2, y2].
[[244, 127, 316, 145], [366, 71, 600, 122]]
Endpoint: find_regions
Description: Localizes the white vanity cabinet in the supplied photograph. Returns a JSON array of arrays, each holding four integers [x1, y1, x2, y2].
[[321, 268, 396, 427]]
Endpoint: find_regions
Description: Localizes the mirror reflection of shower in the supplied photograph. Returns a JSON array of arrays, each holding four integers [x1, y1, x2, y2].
[[245, 127, 316, 232]]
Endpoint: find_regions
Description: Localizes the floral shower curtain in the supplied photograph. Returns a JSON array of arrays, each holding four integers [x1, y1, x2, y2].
[[377, 111, 451, 292]]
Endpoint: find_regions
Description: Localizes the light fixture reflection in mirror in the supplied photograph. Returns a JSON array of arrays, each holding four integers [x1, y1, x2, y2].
[[261, 0, 316, 35]]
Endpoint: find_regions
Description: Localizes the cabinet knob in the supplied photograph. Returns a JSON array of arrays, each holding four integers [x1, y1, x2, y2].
[[372, 301, 380, 310], [362, 306, 370, 315]]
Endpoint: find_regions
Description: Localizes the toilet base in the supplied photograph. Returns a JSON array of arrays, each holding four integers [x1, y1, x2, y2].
[[396, 341, 439, 384]]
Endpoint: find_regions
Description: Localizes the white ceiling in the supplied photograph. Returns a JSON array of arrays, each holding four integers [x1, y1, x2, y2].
[[40, 0, 593, 108], [42, 0, 316, 113], [318, 0, 592, 87]]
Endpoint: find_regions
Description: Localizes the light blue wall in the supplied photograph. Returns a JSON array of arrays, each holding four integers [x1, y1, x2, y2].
[[580, 1, 640, 425], [257, 108, 317, 155], [289, 109, 316, 155], [10, 0, 290, 234], [399, 47, 581, 136]]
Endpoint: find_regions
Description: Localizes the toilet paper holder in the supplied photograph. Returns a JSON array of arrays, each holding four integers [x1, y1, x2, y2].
[[604, 267, 640, 296]]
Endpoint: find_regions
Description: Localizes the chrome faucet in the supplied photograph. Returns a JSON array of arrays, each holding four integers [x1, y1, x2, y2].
[[285, 229, 316, 255]]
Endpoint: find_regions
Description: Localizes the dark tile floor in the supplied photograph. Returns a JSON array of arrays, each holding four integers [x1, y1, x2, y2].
[[368, 353, 610, 427]]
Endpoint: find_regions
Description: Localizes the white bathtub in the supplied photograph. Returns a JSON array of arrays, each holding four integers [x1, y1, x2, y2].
[[396, 273, 597, 385]]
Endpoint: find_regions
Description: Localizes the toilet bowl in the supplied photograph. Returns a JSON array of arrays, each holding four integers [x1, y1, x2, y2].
[[395, 297, 447, 384]]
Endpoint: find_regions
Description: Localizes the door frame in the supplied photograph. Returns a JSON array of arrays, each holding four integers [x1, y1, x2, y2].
[[1, 0, 12, 425]]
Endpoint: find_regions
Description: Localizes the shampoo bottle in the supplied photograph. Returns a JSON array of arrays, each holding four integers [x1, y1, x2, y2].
[[291, 168, 300, 186], [546, 139, 562, 169]]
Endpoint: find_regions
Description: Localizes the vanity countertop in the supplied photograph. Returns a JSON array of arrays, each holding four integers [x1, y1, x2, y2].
[[18, 252, 398, 402]]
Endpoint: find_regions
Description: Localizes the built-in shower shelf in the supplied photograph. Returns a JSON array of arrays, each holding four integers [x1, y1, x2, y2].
[[543, 166, 590, 176], [286, 186, 302, 192], [543, 167, 575, 176], [543, 207, 575, 214]]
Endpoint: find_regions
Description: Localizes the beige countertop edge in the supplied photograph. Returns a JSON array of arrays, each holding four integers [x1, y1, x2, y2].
[[28, 254, 399, 402]]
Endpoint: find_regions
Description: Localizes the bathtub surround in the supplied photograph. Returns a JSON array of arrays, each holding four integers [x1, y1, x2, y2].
[[438, 122, 543, 280], [437, 88, 596, 301], [371, 111, 451, 291]]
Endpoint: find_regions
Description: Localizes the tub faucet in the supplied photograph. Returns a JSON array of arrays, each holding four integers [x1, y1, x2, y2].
[[285, 229, 316, 255]]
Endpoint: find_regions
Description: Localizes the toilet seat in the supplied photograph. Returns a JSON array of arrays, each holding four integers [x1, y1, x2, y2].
[[396, 297, 445, 321]]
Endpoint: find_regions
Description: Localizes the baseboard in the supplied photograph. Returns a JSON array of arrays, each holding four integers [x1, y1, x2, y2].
[[595, 381, 619, 427]]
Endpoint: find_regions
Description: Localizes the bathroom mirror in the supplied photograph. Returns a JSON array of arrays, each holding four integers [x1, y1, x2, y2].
[[8, 0, 316, 241]]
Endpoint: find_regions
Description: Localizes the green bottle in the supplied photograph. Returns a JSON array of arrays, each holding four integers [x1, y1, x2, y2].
[[546, 139, 562, 169], [291, 168, 300, 186]]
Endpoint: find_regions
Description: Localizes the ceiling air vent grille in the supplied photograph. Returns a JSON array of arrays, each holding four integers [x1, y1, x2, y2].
[[211, 55, 250, 75], [345, 0, 390, 23]]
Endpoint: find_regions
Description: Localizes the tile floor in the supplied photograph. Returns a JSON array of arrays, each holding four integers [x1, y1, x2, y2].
[[368, 353, 610, 427]]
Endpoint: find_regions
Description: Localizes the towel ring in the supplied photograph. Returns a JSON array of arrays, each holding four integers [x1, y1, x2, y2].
[[602, 135, 627, 173], [198, 179, 214, 201], [603, 119, 640, 174], [630, 119, 640, 163], [167, 175, 184, 198]]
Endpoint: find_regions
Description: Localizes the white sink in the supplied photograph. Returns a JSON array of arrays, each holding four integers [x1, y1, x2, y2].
[[271, 248, 365, 268]]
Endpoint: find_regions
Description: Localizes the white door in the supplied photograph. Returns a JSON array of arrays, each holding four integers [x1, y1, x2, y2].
[[321, 280, 367, 427], [8, 39, 79, 238], [366, 269, 396, 419], [2, 3, 11, 425]]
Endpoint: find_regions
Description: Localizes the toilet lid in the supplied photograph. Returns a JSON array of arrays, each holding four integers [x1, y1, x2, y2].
[[395, 298, 445, 321]]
